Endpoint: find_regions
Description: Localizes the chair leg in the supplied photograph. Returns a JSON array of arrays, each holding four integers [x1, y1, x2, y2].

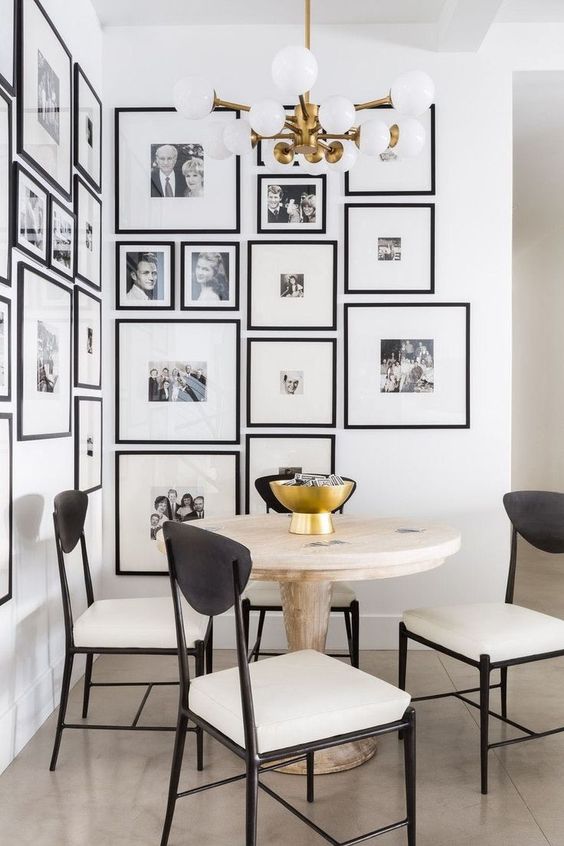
[[479, 655, 491, 795], [242, 598, 251, 654], [81, 653, 94, 719], [49, 652, 74, 771], [206, 619, 214, 674], [246, 759, 259, 846], [195, 644, 205, 771], [343, 608, 352, 650], [253, 611, 266, 662], [160, 711, 189, 846], [403, 708, 416, 846], [306, 751, 315, 803], [351, 600, 360, 668], [398, 623, 408, 741], [500, 666, 508, 719]]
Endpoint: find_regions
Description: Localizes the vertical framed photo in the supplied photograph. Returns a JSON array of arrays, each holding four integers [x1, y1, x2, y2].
[[115, 450, 240, 575], [247, 338, 336, 428], [0, 412, 12, 606], [75, 396, 102, 494], [345, 204, 435, 294], [257, 174, 326, 234], [115, 107, 241, 234], [248, 240, 337, 330], [0, 295, 11, 401], [345, 303, 470, 429], [74, 174, 101, 291], [180, 242, 239, 311], [17, 0, 72, 199], [116, 241, 175, 310], [17, 262, 72, 440], [0, 0, 16, 95], [74, 286, 101, 388], [13, 162, 48, 264], [74, 64, 102, 193], [0, 90, 12, 286], [49, 195, 75, 281]]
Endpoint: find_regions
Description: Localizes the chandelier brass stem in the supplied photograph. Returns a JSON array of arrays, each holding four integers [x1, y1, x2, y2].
[[213, 95, 250, 112], [354, 94, 392, 111]]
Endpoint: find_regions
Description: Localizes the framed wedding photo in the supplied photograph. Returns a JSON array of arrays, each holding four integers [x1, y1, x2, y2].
[[247, 338, 336, 428], [115, 450, 240, 575], [248, 240, 336, 330], [75, 396, 102, 494], [0, 412, 12, 606], [13, 162, 49, 265], [74, 286, 101, 389], [116, 241, 175, 310], [74, 174, 101, 290], [0, 0, 16, 95], [345, 303, 470, 429], [74, 63, 102, 193], [115, 107, 241, 234], [0, 295, 11, 401], [116, 319, 240, 444], [17, 0, 72, 199], [257, 174, 326, 234], [0, 90, 12, 286], [180, 242, 239, 311], [49, 195, 75, 281], [345, 204, 435, 294], [17, 262, 72, 440]]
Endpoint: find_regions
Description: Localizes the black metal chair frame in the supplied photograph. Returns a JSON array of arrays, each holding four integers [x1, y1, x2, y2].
[[399, 490, 564, 794], [49, 490, 213, 771], [161, 521, 416, 846]]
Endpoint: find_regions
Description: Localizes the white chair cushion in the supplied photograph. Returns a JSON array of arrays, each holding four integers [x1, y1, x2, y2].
[[189, 649, 410, 753], [403, 602, 564, 663], [243, 580, 356, 608], [73, 597, 208, 650]]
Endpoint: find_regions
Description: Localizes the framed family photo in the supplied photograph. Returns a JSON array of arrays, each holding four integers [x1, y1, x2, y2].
[[75, 396, 102, 494], [180, 242, 239, 311], [74, 174, 101, 290], [74, 286, 101, 389], [0, 0, 16, 95], [74, 63, 102, 193], [0, 412, 12, 606], [115, 450, 240, 575], [116, 241, 175, 310], [0, 90, 12, 286], [17, 0, 73, 199], [49, 195, 75, 280], [13, 162, 49, 264], [115, 107, 241, 234], [345, 203, 435, 294], [257, 174, 326, 234], [344, 303, 470, 429], [0, 295, 11, 401]]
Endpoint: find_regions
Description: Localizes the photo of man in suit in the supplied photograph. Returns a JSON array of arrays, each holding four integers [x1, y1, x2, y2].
[[150, 144, 184, 198]]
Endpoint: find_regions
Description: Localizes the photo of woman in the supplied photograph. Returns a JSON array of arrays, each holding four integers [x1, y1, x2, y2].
[[191, 252, 229, 302], [177, 493, 196, 521], [182, 157, 204, 198], [280, 274, 304, 298]]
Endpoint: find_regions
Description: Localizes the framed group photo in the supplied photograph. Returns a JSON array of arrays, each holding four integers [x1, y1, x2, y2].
[[180, 242, 239, 311], [74, 286, 101, 389], [13, 162, 49, 265], [0, 90, 11, 286], [0, 412, 12, 606], [74, 63, 102, 193], [75, 396, 102, 494], [116, 241, 175, 310], [0, 294, 11, 401], [257, 174, 326, 234], [74, 174, 102, 290], [49, 195, 75, 281]]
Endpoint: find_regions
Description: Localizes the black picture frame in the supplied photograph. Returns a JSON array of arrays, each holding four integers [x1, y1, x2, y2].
[[0, 0, 17, 96], [74, 285, 101, 389], [0, 87, 12, 286], [48, 194, 76, 281], [256, 173, 327, 235], [73, 63, 102, 193], [74, 395, 102, 494], [116, 240, 176, 311], [180, 241, 240, 312], [74, 173, 102, 291], [0, 294, 11, 401], [0, 411, 13, 607], [12, 161, 49, 265]]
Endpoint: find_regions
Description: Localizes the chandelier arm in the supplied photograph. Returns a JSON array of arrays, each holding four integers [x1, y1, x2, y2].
[[256, 133, 296, 141], [354, 94, 392, 111], [213, 96, 251, 113], [284, 119, 298, 131], [299, 94, 310, 120], [317, 131, 357, 140]]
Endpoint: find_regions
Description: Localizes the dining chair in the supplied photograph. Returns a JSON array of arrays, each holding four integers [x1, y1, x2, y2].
[[49, 489, 213, 771], [243, 473, 360, 666], [399, 490, 564, 794], [160, 520, 416, 846]]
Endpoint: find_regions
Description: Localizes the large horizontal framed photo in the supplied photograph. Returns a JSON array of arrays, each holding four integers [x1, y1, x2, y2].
[[75, 396, 102, 494], [247, 338, 336, 428], [0, 295, 11, 401], [74, 63, 102, 193], [75, 174, 101, 291], [345, 303, 470, 429], [0, 413, 12, 605], [116, 450, 240, 575], [345, 105, 435, 197], [257, 174, 326, 234], [13, 162, 48, 265], [17, 0, 72, 199], [345, 204, 434, 294], [180, 242, 239, 311], [0, 90, 12, 286], [49, 195, 75, 281], [17, 262, 72, 440], [117, 319, 240, 444], [115, 107, 241, 234], [0, 0, 16, 95], [248, 240, 336, 330], [116, 241, 175, 310], [74, 286, 101, 389]]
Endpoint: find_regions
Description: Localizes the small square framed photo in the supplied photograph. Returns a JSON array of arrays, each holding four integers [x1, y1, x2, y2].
[[74, 286, 101, 389], [257, 174, 326, 234], [74, 64, 102, 193], [75, 396, 102, 494], [0, 0, 16, 95], [74, 174, 101, 291], [116, 242, 175, 310], [345, 303, 470, 429], [247, 338, 336, 428], [345, 204, 434, 294], [181, 242, 239, 311], [0, 294, 11, 401], [13, 162, 48, 264], [49, 195, 75, 281]]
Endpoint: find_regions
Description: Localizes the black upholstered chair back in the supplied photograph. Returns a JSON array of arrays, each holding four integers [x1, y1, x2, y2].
[[53, 490, 94, 645], [254, 474, 358, 515], [503, 491, 564, 554]]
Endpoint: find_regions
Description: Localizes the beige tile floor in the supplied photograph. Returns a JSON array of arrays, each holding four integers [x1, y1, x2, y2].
[[1, 554, 563, 846]]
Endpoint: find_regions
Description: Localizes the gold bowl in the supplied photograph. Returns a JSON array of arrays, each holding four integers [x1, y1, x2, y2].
[[269, 480, 354, 535]]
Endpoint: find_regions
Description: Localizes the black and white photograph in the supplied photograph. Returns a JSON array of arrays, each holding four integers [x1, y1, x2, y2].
[[74, 396, 102, 493], [0, 412, 12, 605], [36, 319, 59, 393], [37, 49, 60, 144], [280, 370, 303, 395], [181, 242, 239, 311], [257, 174, 326, 234], [378, 237, 401, 261], [75, 174, 102, 290], [147, 361, 207, 403], [0, 90, 11, 286], [150, 143, 204, 198], [74, 64, 102, 192], [381, 339, 434, 393], [149, 486, 206, 537], [0, 295, 11, 400], [49, 196, 75, 280], [0, 0, 16, 94], [13, 163, 48, 264], [280, 274, 304, 297], [74, 286, 101, 389], [87, 435, 94, 456], [116, 242, 175, 310]]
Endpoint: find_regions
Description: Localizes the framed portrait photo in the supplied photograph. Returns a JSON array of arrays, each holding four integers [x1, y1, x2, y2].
[[257, 174, 326, 234], [0, 413, 12, 606], [0, 90, 12, 286], [75, 396, 102, 494], [116, 319, 240, 444], [17, 0, 72, 199], [115, 107, 241, 234], [74, 64, 102, 193], [0, 0, 16, 95], [180, 242, 239, 311], [115, 450, 240, 575], [247, 338, 336, 428], [49, 195, 75, 281], [345, 303, 470, 429], [74, 286, 101, 389], [345, 203, 435, 294], [0, 295, 11, 401], [116, 241, 175, 310], [74, 174, 101, 291], [13, 162, 49, 265], [248, 240, 336, 330], [17, 262, 72, 440]]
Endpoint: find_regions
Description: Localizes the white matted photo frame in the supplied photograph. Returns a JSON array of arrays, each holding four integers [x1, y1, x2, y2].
[[74, 396, 102, 494], [17, 262, 72, 440], [0, 90, 12, 286], [247, 337, 336, 428], [116, 319, 240, 444], [74, 173, 101, 291], [248, 240, 337, 330], [257, 174, 326, 234], [49, 195, 75, 281], [0, 294, 11, 401], [74, 286, 101, 389], [74, 63, 102, 193], [115, 107, 241, 234], [116, 241, 175, 310], [180, 241, 239, 311], [0, 412, 12, 606], [345, 105, 435, 197], [345, 302, 470, 429], [12, 162, 49, 265], [17, 0, 72, 199], [115, 450, 240, 575], [345, 203, 435, 294], [0, 0, 16, 95]]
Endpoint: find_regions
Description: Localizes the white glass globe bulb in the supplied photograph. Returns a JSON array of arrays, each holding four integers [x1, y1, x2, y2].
[[206, 123, 234, 160], [390, 71, 435, 117], [223, 119, 253, 156], [272, 45, 318, 96], [249, 99, 286, 137], [393, 117, 426, 158], [359, 119, 390, 156], [173, 76, 215, 120], [319, 96, 356, 134], [327, 142, 358, 173]]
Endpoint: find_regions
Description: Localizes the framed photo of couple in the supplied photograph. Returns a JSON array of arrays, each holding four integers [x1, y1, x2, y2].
[[257, 174, 326, 234], [116, 242, 175, 310], [180, 242, 239, 311]]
